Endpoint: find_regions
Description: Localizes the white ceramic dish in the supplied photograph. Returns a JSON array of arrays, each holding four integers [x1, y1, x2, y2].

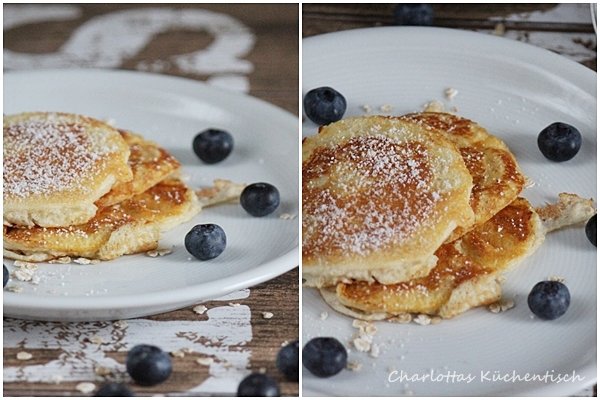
[[4, 69, 299, 322], [302, 27, 596, 396]]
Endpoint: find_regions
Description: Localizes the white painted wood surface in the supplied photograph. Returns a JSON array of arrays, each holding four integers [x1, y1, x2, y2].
[[4, 290, 251, 395], [4, 4, 256, 93], [486, 4, 596, 64]]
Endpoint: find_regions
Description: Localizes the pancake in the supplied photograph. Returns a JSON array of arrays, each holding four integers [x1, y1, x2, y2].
[[3, 179, 244, 261], [302, 116, 474, 287], [4, 112, 132, 228], [96, 130, 181, 207], [326, 193, 594, 320], [399, 112, 526, 241]]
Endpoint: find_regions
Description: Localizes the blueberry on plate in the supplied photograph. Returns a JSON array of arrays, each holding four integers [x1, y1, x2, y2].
[[94, 382, 134, 396], [185, 224, 226, 261], [237, 373, 280, 397], [126, 344, 172, 386], [393, 4, 434, 26], [193, 128, 234, 164], [303, 87, 347, 125], [537, 122, 582, 162], [240, 183, 280, 217], [276, 340, 299, 381], [4, 265, 8, 288], [586, 214, 596, 247], [302, 337, 347, 378], [527, 281, 571, 320]]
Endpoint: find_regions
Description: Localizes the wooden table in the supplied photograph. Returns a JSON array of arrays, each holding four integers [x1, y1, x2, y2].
[[303, 3, 596, 69], [303, 3, 596, 397], [3, 4, 298, 396]]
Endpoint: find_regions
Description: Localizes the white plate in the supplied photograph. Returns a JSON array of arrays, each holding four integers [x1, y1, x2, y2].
[[302, 27, 596, 396], [4, 69, 299, 321]]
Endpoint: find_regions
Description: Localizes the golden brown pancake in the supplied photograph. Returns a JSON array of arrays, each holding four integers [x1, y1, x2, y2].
[[326, 194, 594, 320], [4, 179, 198, 261], [302, 116, 474, 287], [3, 179, 246, 262], [3, 112, 132, 228], [96, 130, 181, 207], [399, 112, 526, 241]]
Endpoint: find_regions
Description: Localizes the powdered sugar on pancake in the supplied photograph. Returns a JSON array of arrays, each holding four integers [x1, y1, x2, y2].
[[303, 133, 441, 259], [4, 117, 117, 198]]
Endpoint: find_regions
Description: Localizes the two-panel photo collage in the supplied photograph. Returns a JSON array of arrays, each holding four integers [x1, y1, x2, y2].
[[2, 2, 597, 397]]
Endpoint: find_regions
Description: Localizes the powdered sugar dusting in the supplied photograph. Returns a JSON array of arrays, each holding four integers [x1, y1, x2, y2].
[[303, 134, 440, 259], [4, 116, 114, 198]]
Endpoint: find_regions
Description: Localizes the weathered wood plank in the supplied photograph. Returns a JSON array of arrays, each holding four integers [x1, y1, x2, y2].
[[4, 269, 298, 396], [302, 3, 596, 70]]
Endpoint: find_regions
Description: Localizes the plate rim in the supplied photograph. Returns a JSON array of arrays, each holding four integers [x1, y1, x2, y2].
[[301, 27, 597, 396], [3, 68, 299, 315]]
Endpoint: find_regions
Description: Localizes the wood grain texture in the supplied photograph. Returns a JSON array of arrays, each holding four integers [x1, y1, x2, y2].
[[303, 3, 596, 70], [4, 3, 299, 114], [3, 3, 298, 397], [4, 269, 299, 397]]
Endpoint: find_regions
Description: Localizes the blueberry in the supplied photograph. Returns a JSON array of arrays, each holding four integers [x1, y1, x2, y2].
[[94, 383, 134, 396], [303, 87, 347, 125], [126, 344, 172, 386], [302, 337, 347, 378], [537, 122, 582, 162], [193, 129, 233, 164], [240, 183, 280, 217], [4, 265, 8, 288], [276, 340, 299, 381], [586, 214, 596, 247], [185, 224, 226, 261], [528, 281, 571, 320], [237, 373, 280, 397], [393, 4, 434, 26]]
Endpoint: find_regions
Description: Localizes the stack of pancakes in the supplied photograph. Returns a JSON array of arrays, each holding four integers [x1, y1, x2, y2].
[[3, 112, 240, 262], [302, 113, 594, 320]]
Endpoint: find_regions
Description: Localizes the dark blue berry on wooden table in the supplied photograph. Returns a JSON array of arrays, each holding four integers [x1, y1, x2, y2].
[[237, 373, 280, 397], [94, 382, 134, 396], [276, 340, 299, 381], [393, 4, 434, 26], [126, 344, 172, 386]]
